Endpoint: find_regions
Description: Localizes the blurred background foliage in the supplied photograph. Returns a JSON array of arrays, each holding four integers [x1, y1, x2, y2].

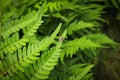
[[94, 0, 120, 80]]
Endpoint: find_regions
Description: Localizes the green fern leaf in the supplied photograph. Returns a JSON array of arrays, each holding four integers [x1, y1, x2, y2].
[[68, 64, 94, 80], [0, 6, 44, 57], [81, 73, 94, 80], [0, 23, 61, 78], [42, 0, 80, 13], [86, 33, 116, 44], [0, 33, 29, 58], [2, 10, 38, 39], [23, 7, 44, 38], [76, 65, 94, 80], [2, 7, 17, 22], [31, 42, 62, 80], [67, 21, 95, 35], [44, 1, 67, 12], [63, 37, 101, 57], [111, 0, 119, 9], [0, 0, 12, 11], [79, 4, 105, 22]]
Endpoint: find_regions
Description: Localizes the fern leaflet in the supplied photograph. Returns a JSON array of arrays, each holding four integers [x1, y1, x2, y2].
[[63, 36, 102, 57], [67, 21, 95, 35], [31, 42, 62, 80], [0, 23, 61, 79]]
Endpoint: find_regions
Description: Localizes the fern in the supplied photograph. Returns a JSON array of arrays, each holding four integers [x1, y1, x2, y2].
[[2, 11, 39, 39], [0, 32, 29, 54], [60, 33, 116, 63], [110, 0, 120, 9], [35, 0, 106, 37], [67, 21, 95, 35], [0, 3, 62, 79], [48, 58, 94, 80], [31, 42, 62, 80], [62, 36, 102, 57], [85, 33, 116, 45], [0, 0, 12, 12], [0, 0, 117, 80], [0, 7, 44, 60], [45, 1, 67, 12], [68, 64, 94, 80], [0, 23, 61, 79]]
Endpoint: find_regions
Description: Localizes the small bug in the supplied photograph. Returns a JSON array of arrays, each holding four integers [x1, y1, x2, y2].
[[59, 36, 64, 42]]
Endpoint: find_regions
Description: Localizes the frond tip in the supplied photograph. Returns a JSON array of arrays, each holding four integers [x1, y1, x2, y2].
[[31, 42, 62, 80], [68, 64, 94, 80], [2, 11, 38, 39], [0, 23, 62, 79], [67, 21, 95, 35], [63, 37, 102, 57]]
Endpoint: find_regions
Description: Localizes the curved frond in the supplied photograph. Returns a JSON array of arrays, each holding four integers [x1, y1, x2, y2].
[[86, 33, 117, 44], [48, 58, 94, 80], [2, 10, 38, 39], [0, 0, 12, 11], [31, 42, 62, 80], [110, 0, 120, 9], [44, 1, 68, 12], [0, 23, 61, 79], [23, 9, 43, 38], [0, 6, 44, 58], [0, 33, 29, 54], [67, 21, 95, 35], [36, 1, 79, 13], [0, 0, 116, 80], [68, 64, 94, 80], [63, 37, 101, 57]]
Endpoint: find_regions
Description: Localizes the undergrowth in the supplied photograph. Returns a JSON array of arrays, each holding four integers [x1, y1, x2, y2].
[[0, 0, 117, 80]]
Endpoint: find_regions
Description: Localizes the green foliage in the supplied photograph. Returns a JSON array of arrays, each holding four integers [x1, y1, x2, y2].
[[105, 0, 120, 20], [67, 21, 95, 35], [0, 3, 62, 79], [110, 0, 120, 9], [62, 37, 101, 57], [31, 42, 62, 80], [0, 0, 12, 12], [0, 0, 116, 80], [48, 58, 94, 80], [68, 64, 94, 80]]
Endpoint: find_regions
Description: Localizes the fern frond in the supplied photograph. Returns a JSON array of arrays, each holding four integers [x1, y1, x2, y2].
[[0, 0, 116, 80], [80, 4, 105, 22], [0, 20, 43, 57], [2, 10, 38, 39], [31, 42, 62, 80], [0, 29, 45, 58], [2, 7, 17, 23], [81, 73, 94, 80], [48, 57, 94, 80], [63, 37, 101, 57], [44, 1, 68, 12], [67, 21, 95, 35], [0, 23, 61, 78], [0, 0, 12, 11], [68, 64, 94, 80], [110, 0, 120, 9], [36, 1, 79, 13], [0, 33, 29, 54], [86, 33, 116, 44], [0, 6, 44, 58], [23, 9, 43, 38]]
